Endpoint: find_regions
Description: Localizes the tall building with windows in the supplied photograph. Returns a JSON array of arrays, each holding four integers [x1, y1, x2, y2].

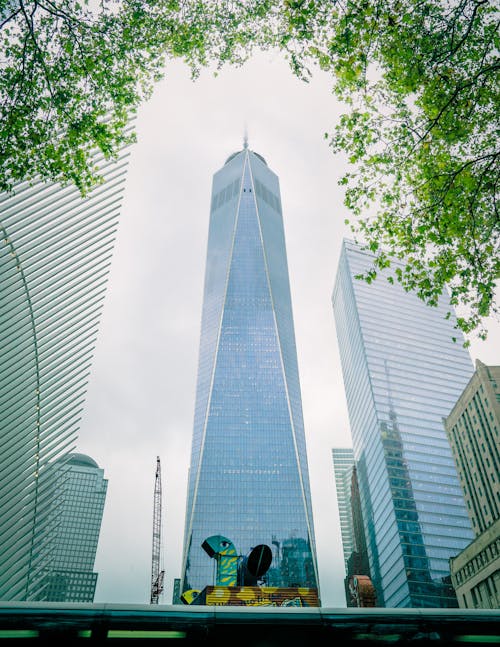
[[180, 142, 319, 596], [332, 448, 355, 570], [34, 453, 108, 602], [0, 142, 130, 600], [445, 360, 500, 608], [332, 238, 474, 608], [348, 466, 371, 579], [345, 465, 374, 606]]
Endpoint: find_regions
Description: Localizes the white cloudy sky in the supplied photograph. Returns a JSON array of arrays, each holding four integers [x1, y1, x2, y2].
[[77, 51, 500, 608]]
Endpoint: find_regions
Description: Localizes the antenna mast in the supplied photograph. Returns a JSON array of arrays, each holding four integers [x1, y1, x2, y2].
[[150, 456, 164, 604]]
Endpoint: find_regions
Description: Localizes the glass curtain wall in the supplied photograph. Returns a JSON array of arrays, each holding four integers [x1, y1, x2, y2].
[[181, 147, 319, 595], [332, 239, 474, 607]]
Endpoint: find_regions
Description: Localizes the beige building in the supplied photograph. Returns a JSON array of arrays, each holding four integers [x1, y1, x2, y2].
[[445, 360, 500, 608], [449, 519, 499, 608]]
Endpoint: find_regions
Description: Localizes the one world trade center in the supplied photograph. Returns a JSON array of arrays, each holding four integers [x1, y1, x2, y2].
[[180, 140, 320, 597]]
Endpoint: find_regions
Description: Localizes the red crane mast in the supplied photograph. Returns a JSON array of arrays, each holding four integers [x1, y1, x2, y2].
[[150, 456, 164, 604]]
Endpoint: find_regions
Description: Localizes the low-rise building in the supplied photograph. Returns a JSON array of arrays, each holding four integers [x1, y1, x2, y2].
[[445, 360, 500, 608], [449, 518, 499, 608]]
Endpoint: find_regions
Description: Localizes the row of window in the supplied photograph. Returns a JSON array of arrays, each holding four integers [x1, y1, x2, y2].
[[211, 178, 240, 211], [453, 538, 500, 585], [253, 178, 282, 214], [466, 574, 499, 609]]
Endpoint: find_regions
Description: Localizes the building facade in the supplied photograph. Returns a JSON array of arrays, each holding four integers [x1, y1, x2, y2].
[[172, 579, 182, 605], [449, 519, 499, 609], [0, 142, 130, 600], [349, 466, 371, 580], [332, 448, 355, 570], [345, 465, 374, 606], [332, 447, 374, 606], [445, 360, 500, 608], [35, 454, 108, 602], [180, 144, 319, 596], [332, 239, 474, 607]]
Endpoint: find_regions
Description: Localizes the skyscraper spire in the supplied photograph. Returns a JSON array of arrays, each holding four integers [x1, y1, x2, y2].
[[243, 125, 248, 149]]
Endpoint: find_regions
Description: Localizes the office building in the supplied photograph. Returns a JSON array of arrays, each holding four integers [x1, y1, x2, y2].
[[445, 360, 500, 608], [172, 579, 182, 605], [349, 466, 371, 579], [332, 448, 355, 570], [0, 142, 130, 600], [332, 448, 373, 606], [35, 453, 108, 602], [345, 465, 374, 606], [332, 238, 474, 607], [180, 142, 319, 596]]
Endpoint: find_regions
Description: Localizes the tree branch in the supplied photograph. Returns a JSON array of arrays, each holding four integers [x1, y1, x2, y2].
[[0, 7, 22, 29]]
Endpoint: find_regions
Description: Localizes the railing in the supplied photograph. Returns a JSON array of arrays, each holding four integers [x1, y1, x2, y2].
[[0, 603, 499, 645]]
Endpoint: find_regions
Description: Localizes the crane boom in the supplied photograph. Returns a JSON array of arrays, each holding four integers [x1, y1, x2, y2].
[[150, 456, 164, 604]]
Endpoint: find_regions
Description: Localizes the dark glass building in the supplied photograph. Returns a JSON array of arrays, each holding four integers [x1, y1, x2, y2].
[[180, 143, 319, 596]]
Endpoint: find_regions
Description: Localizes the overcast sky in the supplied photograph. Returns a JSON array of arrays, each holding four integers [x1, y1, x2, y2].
[[77, 52, 500, 608]]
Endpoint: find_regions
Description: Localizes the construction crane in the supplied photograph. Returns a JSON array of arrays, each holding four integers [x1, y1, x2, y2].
[[150, 456, 164, 604]]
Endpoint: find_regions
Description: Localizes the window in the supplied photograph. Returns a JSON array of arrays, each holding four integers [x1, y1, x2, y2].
[[471, 587, 478, 607]]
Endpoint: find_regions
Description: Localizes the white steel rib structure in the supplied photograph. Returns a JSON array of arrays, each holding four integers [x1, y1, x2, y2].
[[0, 146, 130, 600]]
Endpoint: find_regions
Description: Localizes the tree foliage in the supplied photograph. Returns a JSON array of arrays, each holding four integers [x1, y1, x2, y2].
[[0, 0, 272, 193], [280, 0, 499, 340], [1, 0, 498, 338]]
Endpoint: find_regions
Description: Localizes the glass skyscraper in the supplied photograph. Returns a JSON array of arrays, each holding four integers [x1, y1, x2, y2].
[[0, 140, 130, 600], [332, 239, 474, 608], [180, 143, 319, 596], [34, 453, 108, 602], [332, 448, 355, 570]]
